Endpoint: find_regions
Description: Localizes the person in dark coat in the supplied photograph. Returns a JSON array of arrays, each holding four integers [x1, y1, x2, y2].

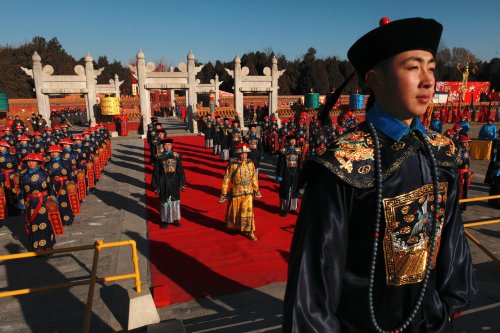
[[213, 115, 223, 156], [283, 17, 477, 333], [243, 124, 263, 173], [275, 135, 301, 216], [153, 138, 186, 228]]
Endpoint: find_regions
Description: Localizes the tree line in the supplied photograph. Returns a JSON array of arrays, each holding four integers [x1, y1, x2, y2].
[[1, 37, 500, 99]]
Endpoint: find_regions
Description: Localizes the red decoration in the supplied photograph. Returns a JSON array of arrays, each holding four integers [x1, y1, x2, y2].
[[374, 232, 379, 239], [379, 17, 391, 26]]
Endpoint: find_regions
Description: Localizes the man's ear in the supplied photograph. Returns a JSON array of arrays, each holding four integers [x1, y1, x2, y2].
[[365, 69, 379, 91]]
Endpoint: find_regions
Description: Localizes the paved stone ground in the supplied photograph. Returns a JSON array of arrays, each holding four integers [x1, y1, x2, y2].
[[0, 118, 497, 332]]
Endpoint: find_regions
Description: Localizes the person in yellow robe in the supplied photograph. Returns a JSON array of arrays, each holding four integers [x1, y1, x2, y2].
[[219, 142, 262, 241]]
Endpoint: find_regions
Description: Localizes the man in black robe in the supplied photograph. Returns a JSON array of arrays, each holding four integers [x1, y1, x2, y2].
[[283, 17, 477, 333], [243, 124, 263, 174], [153, 138, 186, 229], [276, 134, 301, 216]]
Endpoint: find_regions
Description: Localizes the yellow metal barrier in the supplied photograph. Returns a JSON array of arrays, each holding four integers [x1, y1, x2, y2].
[[459, 195, 500, 265], [0, 239, 141, 333]]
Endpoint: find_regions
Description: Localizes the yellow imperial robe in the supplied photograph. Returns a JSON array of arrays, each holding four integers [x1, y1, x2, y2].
[[221, 160, 259, 232]]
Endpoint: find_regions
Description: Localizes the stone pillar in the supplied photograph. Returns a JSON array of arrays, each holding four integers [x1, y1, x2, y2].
[[170, 90, 175, 107], [270, 56, 279, 117], [187, 51, 198, 133], [215, 74, 220, 106], [31, 52, 49, 120], [136, 49, 150, 135], [234, 55, 244, 126], [114, 74, 121, 98], [85, 53, 97, 126]]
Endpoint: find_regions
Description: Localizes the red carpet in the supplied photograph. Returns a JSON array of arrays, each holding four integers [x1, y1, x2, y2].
[[145, 136, 297, 307]]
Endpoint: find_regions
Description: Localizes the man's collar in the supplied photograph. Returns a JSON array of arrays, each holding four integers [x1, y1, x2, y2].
[[366, 103, 428, 142]]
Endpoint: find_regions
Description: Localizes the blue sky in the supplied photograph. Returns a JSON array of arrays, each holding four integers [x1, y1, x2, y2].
[[1, 0, 499, 66]]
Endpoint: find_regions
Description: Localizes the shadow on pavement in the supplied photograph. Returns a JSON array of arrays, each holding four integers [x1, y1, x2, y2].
[[125, 231, 284, 333]]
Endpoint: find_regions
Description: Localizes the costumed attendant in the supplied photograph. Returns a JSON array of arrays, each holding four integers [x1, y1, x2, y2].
[[0, 140, 19, 219], [457, 135, 473, 210], [154, 138, 186, 229], [478, 118, 497, 140], [276, 135, 302, 217], [283, 17, 476, 332], [46, 145, 76, 225], [219, 142, 262, 241], [18, 153, 60, 252]]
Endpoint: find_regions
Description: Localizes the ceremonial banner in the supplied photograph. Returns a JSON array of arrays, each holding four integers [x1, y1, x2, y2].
[[77, 170, 87, 200], [66, 181, 80, 215], [86, 162, 95, 189], [0, 187, 6, 220], [46, 197, 64, 235]]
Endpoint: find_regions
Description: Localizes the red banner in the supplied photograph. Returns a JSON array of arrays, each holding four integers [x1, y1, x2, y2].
[[436, 81, 490, 103]]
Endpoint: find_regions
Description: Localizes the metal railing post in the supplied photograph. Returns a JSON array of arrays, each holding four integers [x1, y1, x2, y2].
[[82, 240, 103, 333]]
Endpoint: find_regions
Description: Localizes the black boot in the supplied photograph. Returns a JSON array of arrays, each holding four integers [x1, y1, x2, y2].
[[160, 222, 168, 229]]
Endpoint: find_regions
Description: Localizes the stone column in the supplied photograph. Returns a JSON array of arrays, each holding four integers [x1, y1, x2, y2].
[[234, 55, 244, 126], [170, 90, 175, 107], [31, 52, 49, 120], [270, 56, 279, 117], [136, 49, 150, 135], [85, 53, 97, 126], [114, 74, 121, 98], [215, 74, 220, 106], [187, 51, 198, 133]]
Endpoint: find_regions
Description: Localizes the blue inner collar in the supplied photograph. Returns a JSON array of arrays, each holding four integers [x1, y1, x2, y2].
[[366, 103, 428, 142]]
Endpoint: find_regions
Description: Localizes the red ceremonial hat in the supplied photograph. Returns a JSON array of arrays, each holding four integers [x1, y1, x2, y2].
[[61, 123, 69, 128], [23, 153, 44, 162], [59, 138, 74, 145], [53, 125, 61, 130], [17, 135, 30, 141], [32, 131, 42, 136], [73, 134, 84, 140], [98, 122, 105, 126], [83, 130, 90, 135], [460, 135, 472, 143], [235, 142, 251, 153], [45, 127, 53, 132], [15, 124, 23, 129], [453, 124, 462, 131], [1, 126, 10, 131], [0, 140, 10, 148], [48, 145, 63, 153]]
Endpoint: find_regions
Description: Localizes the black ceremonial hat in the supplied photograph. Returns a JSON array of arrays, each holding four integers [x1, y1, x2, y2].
[[161, 138, 174, 144], [248, 123, 257, 128], [348, 17, 443, 78]]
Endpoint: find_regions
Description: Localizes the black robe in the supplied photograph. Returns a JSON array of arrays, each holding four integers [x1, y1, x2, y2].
[[276, 146, 301, 199], [153, 151, 186, 202], [283, 123, 477, 333]]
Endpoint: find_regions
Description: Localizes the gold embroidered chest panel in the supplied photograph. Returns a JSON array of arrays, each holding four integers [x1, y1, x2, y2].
[[163, 158, 177, 173], [382, 182, 448, 286]]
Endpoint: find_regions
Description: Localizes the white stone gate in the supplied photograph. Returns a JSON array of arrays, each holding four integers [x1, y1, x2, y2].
[[225, 56, 284, 125]]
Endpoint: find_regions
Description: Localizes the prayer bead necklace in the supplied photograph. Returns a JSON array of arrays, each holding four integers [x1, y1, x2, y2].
[[367, 122, 441, 333]]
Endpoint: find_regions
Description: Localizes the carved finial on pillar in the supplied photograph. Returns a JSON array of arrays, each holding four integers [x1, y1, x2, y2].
[[32, 51, 41, 62], [187, 50, 195, 60], [234, 55, 241, 63], [215, 74, 219, 79], [272, 56, 278, 64], [85, 52, 93, 62], [114, 74, 119, 80], [137, 49, 144, 59], [169, 65, 174, 72]]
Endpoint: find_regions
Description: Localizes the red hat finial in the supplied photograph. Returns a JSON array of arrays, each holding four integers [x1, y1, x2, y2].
[[379, 17, 391, 26]]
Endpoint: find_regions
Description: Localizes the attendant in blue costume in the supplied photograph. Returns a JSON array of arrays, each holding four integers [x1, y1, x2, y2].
[[429, 114, 443, 133], [284, 17, 476, 333], [478, 118, 497, 140], [18, 153, 57, 251], [60, 124, 71, 139], [53, 125, 63, 143], [72, 134, 89, 169], [457, 136, 473, 211], [31, 131, 46, 154], [0, 140, 20, 215], [1, 126, 16, 148], [16, 135, 34, 164], [153, 138, 186, 229], [457, 115, 471, 135], [83, 130, 96, 156], [59, 138, 78, 173], [43, 127, 57, 147], [45, 145, 75, 226], [276, 135, 301, 216]]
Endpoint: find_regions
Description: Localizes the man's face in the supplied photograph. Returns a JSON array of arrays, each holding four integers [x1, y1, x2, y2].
[[370, 50, 436, 123], [27, 160, 38, 169], [289, 139, 296, 146], [51, 151, 60, 158], [239, 152, 247, 161], [163, 143, 172, 151], [0, 146, 7, 153]]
